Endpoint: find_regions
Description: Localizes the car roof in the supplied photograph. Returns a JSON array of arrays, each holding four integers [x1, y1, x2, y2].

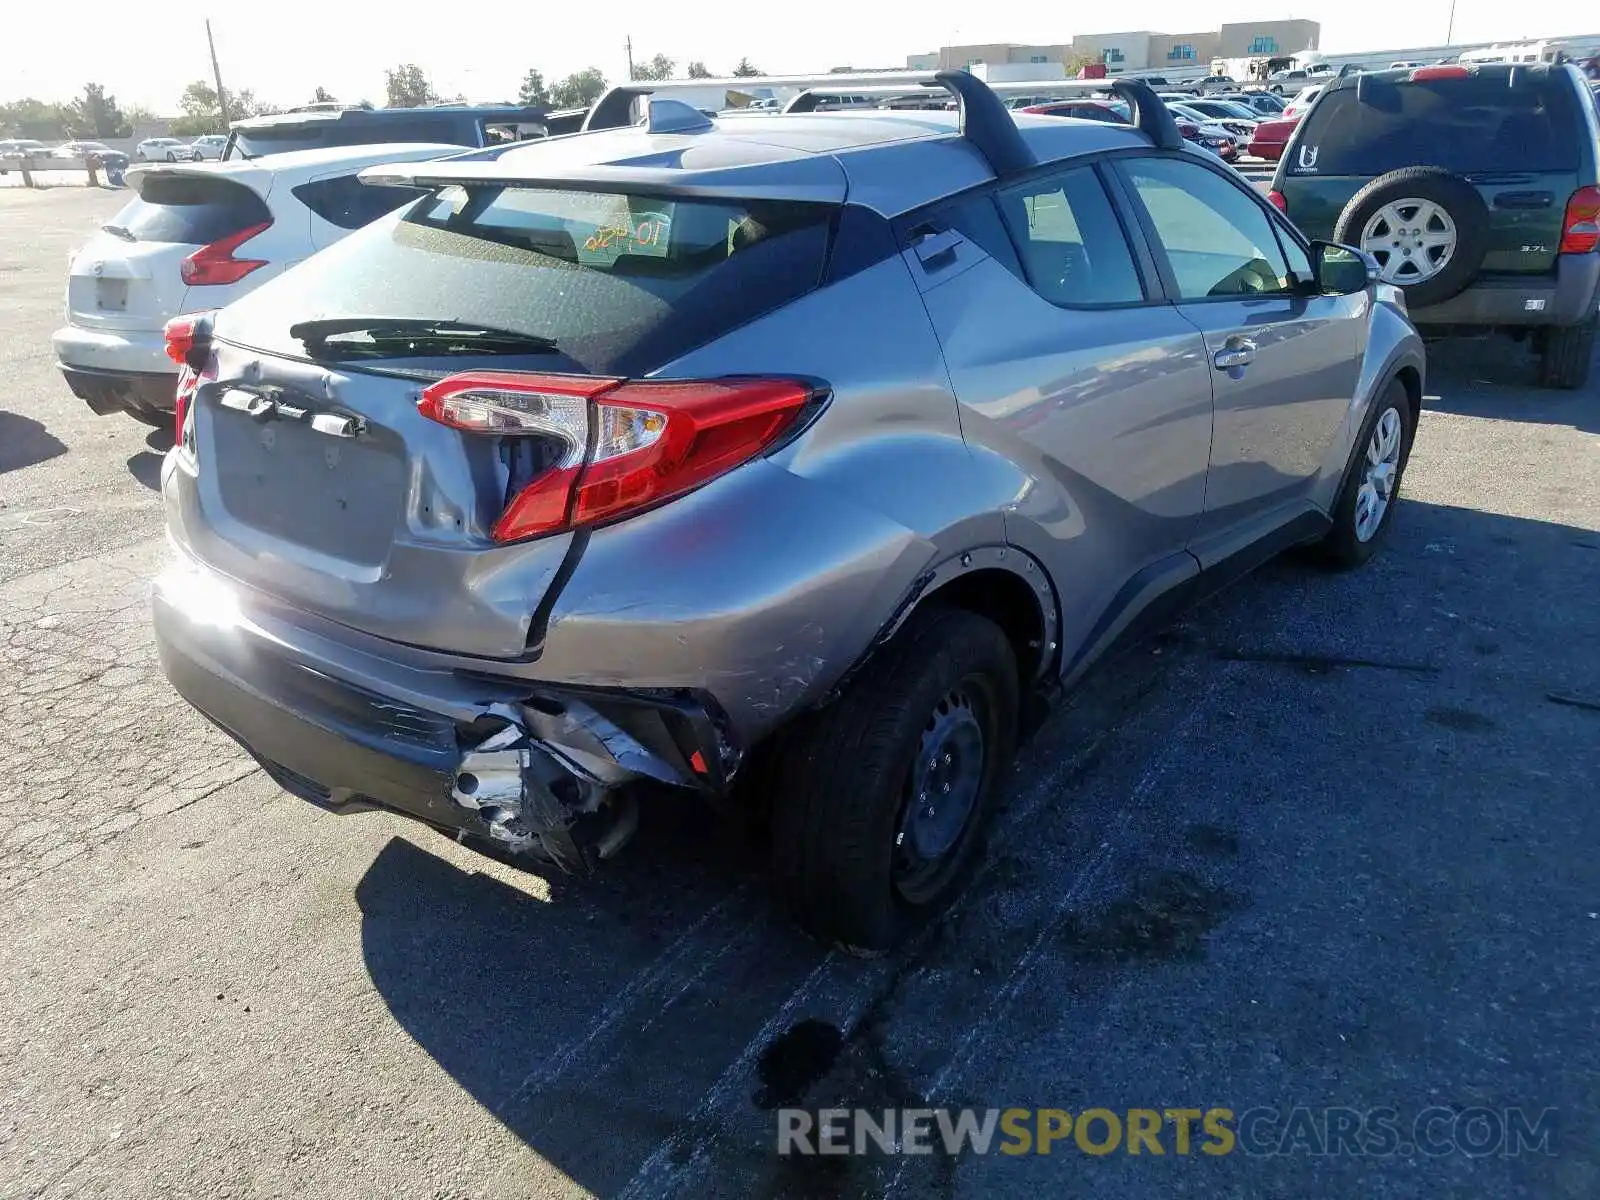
[[232, 104, 547, 130], [360, 108, 1152, 217], [126, 142, 466, 194]]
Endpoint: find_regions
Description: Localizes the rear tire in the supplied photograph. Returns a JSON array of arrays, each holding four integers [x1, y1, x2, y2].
[[1316, 380, 1415, 569], [1537, 317, 1596, 390], [1332, 167, 1490, 309], [769, 608, 1018, 954]]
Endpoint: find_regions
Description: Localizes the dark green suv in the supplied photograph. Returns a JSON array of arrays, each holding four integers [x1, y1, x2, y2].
[[1270, 63, 1600, 388]]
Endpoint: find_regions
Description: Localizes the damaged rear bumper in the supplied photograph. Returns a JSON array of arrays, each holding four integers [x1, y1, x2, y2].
[[151, 560, 735, 870]]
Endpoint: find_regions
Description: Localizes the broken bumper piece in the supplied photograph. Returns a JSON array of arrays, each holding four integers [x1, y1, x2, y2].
[[151, 564, 733, 871]]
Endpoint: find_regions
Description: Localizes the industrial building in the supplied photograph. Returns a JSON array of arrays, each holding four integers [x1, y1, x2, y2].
[[907, 20, 1320, 74]]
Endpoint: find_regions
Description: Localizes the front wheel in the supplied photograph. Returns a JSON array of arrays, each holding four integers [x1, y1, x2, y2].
[[769, 608, 1018, 954], [1316, 380, 1415, 569]]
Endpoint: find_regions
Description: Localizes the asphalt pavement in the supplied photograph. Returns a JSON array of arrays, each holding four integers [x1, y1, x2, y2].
[[2, 185, 1598, 1200]]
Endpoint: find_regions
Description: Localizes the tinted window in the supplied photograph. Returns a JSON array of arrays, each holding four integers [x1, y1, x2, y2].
[[1291, 74, 1580, 175], [1123, 157, 1294, 299], [997, 166, 1144, 306], [218, 186, 834, 376], [108, 174, 271, 244], [292, 175, 426, 230]]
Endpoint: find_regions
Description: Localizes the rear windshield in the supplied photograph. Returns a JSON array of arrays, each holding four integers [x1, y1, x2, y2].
[[218, 185, 835, 376], [1290, 73, 1581, 176], [108, 174, 270, 244]]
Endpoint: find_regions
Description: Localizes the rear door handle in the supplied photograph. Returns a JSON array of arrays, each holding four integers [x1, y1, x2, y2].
[[1213, 340, 1257, 371], [912, 227, 964, 267]]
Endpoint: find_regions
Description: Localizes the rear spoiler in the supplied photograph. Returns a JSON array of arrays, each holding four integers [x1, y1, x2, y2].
[[360, 73, 1183, 193]]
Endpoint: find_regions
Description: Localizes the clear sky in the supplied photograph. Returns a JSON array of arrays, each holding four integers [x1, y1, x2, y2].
[[4, 0, 1596, 112]]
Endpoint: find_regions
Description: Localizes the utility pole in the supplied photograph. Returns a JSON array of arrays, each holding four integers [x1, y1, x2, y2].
[[625, 35, 634, 81], [1445, 0, 1457, 44], [206, 19, 231, 127]]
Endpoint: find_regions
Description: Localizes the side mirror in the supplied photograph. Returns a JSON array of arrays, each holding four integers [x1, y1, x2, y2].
[[1312, 240, 1378, 295]]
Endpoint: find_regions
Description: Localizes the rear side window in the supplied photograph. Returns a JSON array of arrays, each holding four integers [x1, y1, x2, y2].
[[108, 174, 270, 244], [219, 186, 834, 376], [292, 175, 426, 230], [996, 166, 1144, 306], [1291, 74, 1580, 175]]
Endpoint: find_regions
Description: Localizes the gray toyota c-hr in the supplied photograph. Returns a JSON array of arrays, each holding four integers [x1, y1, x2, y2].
[[153, 76, 1425, 952]]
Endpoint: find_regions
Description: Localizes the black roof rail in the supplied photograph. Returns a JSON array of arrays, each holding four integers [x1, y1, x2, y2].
[[584, 85, 656, 132], [578, 71, 1184, 176], [1101, 78, 1185, 151], [931, 70, 1034, 175]]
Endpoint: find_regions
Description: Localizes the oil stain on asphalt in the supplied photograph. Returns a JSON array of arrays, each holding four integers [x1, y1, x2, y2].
[[1057, 870, 1248, 963]]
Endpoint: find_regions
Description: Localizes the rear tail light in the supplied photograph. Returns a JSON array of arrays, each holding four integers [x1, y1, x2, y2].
[[1267, 190, 1288, 214], [1410, 65, 1470, 81], [1177, 121, 1200, 138], [180, 220, 271, 286], [165, 311, 217, 441], [1560, 185, 1600, 254], [419, 372, 818, 542]]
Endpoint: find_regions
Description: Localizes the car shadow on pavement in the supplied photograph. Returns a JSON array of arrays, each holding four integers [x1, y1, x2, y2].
[[1424, 337, 1600, 432], [0, 411, 68, 473], [354, 496, 1600, 1199], [126, 429, 174, 490]]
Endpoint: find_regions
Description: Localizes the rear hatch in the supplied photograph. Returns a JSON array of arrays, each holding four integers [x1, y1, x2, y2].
[[1277, 67, 1586, 275], [68, 170, 272, 333], [173, 181, 837, 657]]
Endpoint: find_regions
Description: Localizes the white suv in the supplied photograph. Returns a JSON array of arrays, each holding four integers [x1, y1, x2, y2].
[[53, 143, 460, 427]]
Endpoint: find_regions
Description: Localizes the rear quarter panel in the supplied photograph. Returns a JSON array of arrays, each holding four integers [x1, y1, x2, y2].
[[529, 252, 1020, 742]]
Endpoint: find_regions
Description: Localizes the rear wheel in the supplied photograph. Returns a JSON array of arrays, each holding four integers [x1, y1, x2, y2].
[[769, 608, 1018, 954], [1537, 317, 1596, 390]]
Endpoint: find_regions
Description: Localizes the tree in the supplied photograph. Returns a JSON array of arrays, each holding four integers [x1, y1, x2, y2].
[[0, 98, 69, 140], [385, 63, 437, 108], [124, 103, 159, 128], [631, 53, 676, 81], [549, 68, 607, 108], [518, 68, 551, 107], [65, 83, 131, 138], [733, 58, 761, 77], [313, 86, 336, 104], [687, 61, 711, 78]]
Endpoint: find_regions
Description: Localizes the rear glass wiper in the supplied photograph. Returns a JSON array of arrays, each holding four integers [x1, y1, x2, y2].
[[288, 317, 559, 357], [101, 224, 136, 242]]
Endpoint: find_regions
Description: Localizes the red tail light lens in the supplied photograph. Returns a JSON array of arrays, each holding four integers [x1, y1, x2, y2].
[[165, 311, 218, 440], [1560, 185, 1600, 254], [418, 372, 817, 542], [1267, 189, 1288, 214], [1177, 121, 1199, 138], [1411, 66, 1470, 81], [180, 220, 271, 286]]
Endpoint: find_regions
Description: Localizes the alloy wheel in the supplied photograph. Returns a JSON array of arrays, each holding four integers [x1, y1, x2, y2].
[[1359, 199, 1457, 285], [1355, 406, 1404, 542]]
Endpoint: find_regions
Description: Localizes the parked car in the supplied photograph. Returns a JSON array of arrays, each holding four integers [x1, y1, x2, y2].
[[1166, 102, 1249, 150], [1193, 74, 1239, 95], [135, 137, 199, 162], [1247, 113, 1301, 161], [1020, 99, 1131, 123], [1270, 62, 1599, 387], [53, 141, 129, 169], [223, 103, 552, 159], [1217, 91, 1287, 115], [52, 143, 460, 426], [1282, 85, 1324, 118], [0, 138, 47, 173], [189, 134, 227, 160], [150, 76, 1423, 952], [1174, 99, 1259, 138]]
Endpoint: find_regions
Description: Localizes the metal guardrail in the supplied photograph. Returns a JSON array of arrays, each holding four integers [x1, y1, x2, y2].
[[0, 153, 126, 187]]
